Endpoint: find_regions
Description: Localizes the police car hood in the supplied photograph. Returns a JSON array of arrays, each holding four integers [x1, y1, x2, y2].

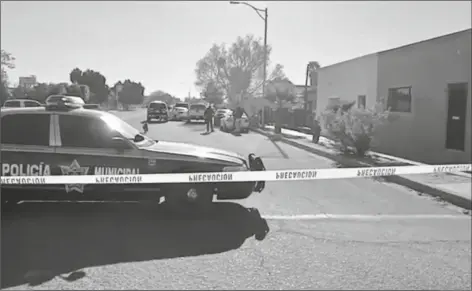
[[143, 141, 246, 165]]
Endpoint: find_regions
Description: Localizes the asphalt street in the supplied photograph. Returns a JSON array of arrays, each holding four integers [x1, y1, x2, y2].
[[1, 109, 471, 290]]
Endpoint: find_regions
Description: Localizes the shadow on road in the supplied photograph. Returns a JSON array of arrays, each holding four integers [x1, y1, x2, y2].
[[1, 202, 269, 289], [266, 137, 289, 159]]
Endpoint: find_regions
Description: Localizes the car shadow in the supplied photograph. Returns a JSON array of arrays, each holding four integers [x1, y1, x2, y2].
[[1, 202, 269, 289], [146, 119, 169, 124], [180, 121, 206, 126]]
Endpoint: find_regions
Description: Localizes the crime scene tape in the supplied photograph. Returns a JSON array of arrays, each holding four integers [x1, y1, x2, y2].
[[1, 164, 470, 185]]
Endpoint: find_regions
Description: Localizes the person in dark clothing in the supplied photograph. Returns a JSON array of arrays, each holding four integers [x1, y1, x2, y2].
[[142, 121, 149, 134], [204, 104, 215, 133], [233, 106, 243, 132]]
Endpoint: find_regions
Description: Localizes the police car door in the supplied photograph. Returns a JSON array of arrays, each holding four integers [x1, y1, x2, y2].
[[1, 111, 60, 191], [52, 113, 147, 196]]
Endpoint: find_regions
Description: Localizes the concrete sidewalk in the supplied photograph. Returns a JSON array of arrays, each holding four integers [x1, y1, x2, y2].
[[251, 126, 471, 211]]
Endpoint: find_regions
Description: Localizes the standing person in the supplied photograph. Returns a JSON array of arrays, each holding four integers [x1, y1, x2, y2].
[[233, 106, 243, 133], [142, 121, 149, 134], [204, 104, 215, 133]]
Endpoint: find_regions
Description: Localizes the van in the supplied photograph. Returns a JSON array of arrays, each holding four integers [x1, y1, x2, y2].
[[187, 103, 207, 123], [147, 101, 169, 122]]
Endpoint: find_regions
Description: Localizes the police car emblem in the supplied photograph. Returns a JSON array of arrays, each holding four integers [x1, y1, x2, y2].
[[60, 160, 89, 193]]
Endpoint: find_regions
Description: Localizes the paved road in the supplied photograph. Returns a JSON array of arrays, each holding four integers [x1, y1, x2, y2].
[[2, 109, 471, 290]]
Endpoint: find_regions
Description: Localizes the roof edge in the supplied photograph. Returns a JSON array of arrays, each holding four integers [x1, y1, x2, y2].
[[318, 28, 471, 71]]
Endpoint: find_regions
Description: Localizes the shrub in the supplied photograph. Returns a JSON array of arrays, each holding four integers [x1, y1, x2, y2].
[[320, 99, 392, 156]]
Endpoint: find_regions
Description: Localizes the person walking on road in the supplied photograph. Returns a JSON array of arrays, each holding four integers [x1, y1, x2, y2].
[[142, 121, 149, 134], [233, 106, 244, 133], [204, 104, 215, 133]]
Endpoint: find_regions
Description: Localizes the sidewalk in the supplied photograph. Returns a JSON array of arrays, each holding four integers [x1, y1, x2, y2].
[[251, 126, 472, 211]]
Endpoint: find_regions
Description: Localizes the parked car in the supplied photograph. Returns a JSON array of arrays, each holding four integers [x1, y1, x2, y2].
[[147, 101, 169, 122], [2, 99, 42, 108], [170, 102, 189, 121], [214, 108, 231, 126], [1, 101, 266, 212], [220, 110, 250, 133], [186, 103, 207, 123]]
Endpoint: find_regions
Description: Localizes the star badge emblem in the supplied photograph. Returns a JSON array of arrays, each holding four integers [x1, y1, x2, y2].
[[60, 160, 90, 193]]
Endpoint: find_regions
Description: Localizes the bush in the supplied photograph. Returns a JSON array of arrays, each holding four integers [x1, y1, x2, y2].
[[320, 99, 391, 156]]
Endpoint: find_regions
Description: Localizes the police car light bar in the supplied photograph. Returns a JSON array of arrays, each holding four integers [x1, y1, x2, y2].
[[1, 163, 470, 185], [45, 98, 84, 111]]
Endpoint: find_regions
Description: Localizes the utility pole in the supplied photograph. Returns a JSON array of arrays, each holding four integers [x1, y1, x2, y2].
[[230, 1, 268, 127]]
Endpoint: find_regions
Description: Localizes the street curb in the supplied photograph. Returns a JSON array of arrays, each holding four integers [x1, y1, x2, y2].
[[250, 128, 472, 210]]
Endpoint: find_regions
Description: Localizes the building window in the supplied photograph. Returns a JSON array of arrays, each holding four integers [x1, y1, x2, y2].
[[387, 87, 412, 113], [357, 95, 366, 109]]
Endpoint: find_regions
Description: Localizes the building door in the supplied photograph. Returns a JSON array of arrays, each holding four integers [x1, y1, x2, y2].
[[446, 83, 468, 151]]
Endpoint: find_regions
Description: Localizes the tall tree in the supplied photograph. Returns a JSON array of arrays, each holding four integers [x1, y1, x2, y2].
[[116, 80, 145, 110], [148, 90, 174, 104], [307, 61, 320, 87], [69, 68, 83, 84], [194, 34, 285, 102], [201, 81, 224, 105], [265, 77, 297, 133], [1, 50, 15, 105], [68, 68, 108, 103]]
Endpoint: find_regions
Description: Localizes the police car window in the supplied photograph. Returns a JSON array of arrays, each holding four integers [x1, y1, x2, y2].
[[59, 115, 118, 148], [1, 114, 50, 146], [3, 101, 21, 107]]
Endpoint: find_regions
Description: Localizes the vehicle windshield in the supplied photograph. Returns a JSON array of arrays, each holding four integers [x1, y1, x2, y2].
[[175, 103, 189, 109], [100, 113, 155, 147], [190, 104, 206, 110], [149, 102, 167, 110]]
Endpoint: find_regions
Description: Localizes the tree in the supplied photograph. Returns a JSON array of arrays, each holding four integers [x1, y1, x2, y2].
[[68, 68, 108, 104], [11, 86, 28, 99], [307, 61, 321, 87], [265, 77, 297, 134], [69, 68, 82, 84], [66, 84, 84, 98], [1, 50, 15, 105], [116, 80, 145, 110], [26, 83, 51, 102], [201, 81, 224, 105], [194, 34, 285, 102], [0, 81, 10, 105], [147, 90, 175, 104]]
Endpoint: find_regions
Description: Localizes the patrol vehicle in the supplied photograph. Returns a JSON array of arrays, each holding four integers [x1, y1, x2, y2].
[[1, 99, 266, 211]]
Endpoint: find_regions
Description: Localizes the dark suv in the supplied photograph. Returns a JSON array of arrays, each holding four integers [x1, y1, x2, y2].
[[147, 101, 168, 122]]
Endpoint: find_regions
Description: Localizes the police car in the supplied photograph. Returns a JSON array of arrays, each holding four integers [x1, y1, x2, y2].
[[1, 100, 266, 212]]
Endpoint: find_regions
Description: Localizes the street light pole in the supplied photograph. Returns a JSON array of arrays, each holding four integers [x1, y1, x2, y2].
[[262, 8, 268, 127], [230, 1, 268, 127]]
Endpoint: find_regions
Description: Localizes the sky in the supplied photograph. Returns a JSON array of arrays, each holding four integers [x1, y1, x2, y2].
[[1, 1, 471, 98]]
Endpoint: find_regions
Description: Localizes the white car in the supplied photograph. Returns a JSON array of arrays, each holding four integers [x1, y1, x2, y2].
[[2, 99, 42, 108], [187, 103, 207, 123], [220, 110, 250, 133], [170, 102, 189, 121]]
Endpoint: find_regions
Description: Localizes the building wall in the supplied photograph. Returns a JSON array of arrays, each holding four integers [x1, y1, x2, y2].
[[316, 53, 379, 117], [375, 30, 471, 164], [18, 75, 37, 89]]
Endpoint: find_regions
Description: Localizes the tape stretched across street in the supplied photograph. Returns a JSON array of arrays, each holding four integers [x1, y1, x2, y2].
[[1, 164, 471, 185]]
